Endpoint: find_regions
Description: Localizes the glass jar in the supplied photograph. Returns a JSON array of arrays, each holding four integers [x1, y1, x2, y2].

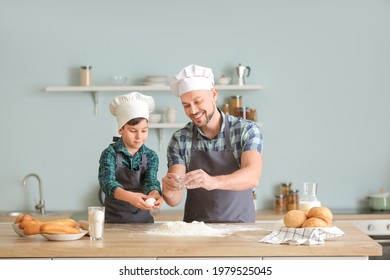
[[274, 194, 287, 213], [230, 95, 242, 117], [281, 182, 292, 196], [288, 189, 299, 211], [80, 65, 92, 86], [221, 103, 230, 115], [299, 182, 321, 210]]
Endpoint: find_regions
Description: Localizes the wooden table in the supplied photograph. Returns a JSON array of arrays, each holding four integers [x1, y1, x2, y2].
[[0, 221, 382, 259]]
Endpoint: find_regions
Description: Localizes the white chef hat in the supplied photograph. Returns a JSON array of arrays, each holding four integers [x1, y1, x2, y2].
[[170, 64, 215, 97], [109, 92, 155, 130]]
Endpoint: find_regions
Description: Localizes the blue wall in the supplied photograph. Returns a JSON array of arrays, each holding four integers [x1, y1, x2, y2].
[[1, 0, 389, 212]]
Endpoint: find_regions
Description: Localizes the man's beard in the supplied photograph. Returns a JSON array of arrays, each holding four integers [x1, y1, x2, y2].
[[197, 106, 216, 128]]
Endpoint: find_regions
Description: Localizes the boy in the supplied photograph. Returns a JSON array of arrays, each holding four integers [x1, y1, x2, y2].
[[99, 92, 162, 223]]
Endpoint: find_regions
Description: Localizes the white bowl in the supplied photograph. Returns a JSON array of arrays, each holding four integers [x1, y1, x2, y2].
[[111, 76, 128, 86], [149, 114, 162, 123], [12, 223, 26, 237]]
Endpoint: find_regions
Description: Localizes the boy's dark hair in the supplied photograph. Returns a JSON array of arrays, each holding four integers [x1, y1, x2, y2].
[[126, 117, 148, 126]]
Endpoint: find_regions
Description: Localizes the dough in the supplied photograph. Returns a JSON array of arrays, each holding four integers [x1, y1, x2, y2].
[[283, 210, 308, 228]]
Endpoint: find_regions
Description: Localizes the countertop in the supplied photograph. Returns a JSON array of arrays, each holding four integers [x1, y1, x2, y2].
[[1, 209, 390, 223], [0, 221, 382, 259]]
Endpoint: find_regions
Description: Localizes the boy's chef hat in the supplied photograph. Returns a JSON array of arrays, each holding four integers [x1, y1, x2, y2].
[[109, 92, 155, 130], [170, 64, 215, 96]]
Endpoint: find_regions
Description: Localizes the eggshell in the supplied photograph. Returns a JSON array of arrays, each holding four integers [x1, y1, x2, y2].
[[145, 197, 156, 206]]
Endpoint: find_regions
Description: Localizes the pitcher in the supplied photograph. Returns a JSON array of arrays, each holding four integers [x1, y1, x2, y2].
[[236, 64, 251, 86], [165, 106, 177, 123]]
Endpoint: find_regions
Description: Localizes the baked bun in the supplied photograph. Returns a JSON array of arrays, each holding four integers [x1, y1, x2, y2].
[[283, 210, 308, 228], [302, 217, 329, 228], [307, 207, 333, 225], [283, 206, 333, 228]]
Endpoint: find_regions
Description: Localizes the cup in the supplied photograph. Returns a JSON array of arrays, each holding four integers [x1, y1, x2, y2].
[[88, 206, 105, 241]]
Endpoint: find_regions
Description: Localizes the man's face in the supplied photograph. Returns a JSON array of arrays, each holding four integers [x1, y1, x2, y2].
[[179, 89, 218, 127]]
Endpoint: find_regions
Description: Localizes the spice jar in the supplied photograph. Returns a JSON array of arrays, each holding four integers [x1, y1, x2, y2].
[[281, 182, 292, 196], [230, 95, 242, 117], [221, 103, 230, 115], [80, 65, 92, 86], [288, 189, 299, 211], [274, 194, 287, 213], [236, 107, 248, 119]]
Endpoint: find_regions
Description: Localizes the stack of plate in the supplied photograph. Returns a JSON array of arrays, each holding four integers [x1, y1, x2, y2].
[[143, 75, 168, 86]]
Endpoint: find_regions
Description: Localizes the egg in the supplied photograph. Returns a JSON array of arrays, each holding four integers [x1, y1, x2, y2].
[[145, 197, 156, 206]]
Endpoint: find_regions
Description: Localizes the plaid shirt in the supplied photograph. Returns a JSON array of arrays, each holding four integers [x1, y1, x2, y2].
[[167, 112, 263, 171], [98, 138, 161, 198]]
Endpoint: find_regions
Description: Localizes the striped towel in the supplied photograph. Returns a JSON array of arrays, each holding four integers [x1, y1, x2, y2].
[[258, 224, 345, 245]]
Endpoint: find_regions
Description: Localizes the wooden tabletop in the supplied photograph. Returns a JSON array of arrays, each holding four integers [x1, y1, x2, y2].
[[0, 221, 382, 259]]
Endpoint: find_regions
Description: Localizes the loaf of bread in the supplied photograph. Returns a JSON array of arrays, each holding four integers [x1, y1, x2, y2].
[[49, 218, 78, 228], [19, 218, 41, 229], [14, 214, 32, 224], [24, 222, 44, 235], [40, 223, 80, 235], [283, 206, 333, 228], [283, 210, 307, 228]]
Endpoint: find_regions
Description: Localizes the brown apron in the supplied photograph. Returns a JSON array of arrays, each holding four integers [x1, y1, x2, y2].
[[104, 152, 154, 223], [184, 118, 255, 223]]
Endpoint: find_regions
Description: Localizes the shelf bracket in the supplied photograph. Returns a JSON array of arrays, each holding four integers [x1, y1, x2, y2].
[[158, 128, 163, 151], [92, 91, 99, 116]]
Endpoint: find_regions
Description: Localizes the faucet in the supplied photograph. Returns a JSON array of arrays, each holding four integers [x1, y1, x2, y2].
[[22, 173, 45, 215]]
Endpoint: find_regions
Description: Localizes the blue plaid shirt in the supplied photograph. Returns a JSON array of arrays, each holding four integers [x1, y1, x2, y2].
[[167, 112, 263, 171], [98, 138, 161, 198]]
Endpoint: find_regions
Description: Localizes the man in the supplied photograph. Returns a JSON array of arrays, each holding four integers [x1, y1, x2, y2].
[[162, 64, 263, 223]]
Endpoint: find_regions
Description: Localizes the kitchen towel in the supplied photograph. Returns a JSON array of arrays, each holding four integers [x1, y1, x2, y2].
[[258, 221, 345, 246]]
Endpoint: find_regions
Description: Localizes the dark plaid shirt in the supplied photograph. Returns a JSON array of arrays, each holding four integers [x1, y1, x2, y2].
[[167, 112, 263, 171], [98, 138, 161, 198]]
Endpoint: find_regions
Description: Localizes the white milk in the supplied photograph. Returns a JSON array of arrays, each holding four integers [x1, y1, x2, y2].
[[298, 201, 321, 211], [88, 207, 105, 240]]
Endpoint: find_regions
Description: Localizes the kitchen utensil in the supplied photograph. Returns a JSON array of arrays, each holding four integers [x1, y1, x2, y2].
[[149, 113, 162, 123], [164, 107, 177, 123], [111, 76, 128, 85], [217, 75, 231, 85], [299, 182, 321, 210], [236, 64, 251, 86], [368, 192, 390, 210]]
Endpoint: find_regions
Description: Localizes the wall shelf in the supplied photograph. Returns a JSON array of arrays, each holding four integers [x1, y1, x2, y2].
[[45, 84, 263, 115], [45, 85, 263, 150]]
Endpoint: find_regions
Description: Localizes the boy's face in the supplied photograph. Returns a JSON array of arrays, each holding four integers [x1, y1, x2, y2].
[[118, 119, 149, 153]]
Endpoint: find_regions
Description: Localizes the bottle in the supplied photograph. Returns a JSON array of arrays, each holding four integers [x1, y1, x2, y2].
[[230, 95, 242, 117], [80, 65, 92, 86], [274, 194, 287, 213], [299, 182, 321, 210], [288, 189, 299, 211]]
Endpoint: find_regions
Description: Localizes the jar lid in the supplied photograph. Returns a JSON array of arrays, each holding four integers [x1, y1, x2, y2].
[[81, 65, 92, 69], [275, 194, 285, 198]]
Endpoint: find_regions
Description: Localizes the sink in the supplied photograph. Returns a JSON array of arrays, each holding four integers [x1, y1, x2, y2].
[[0, 210, 64, 217]]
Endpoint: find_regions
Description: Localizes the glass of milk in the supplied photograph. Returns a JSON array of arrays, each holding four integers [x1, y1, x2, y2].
[[298, 182, 321, 211], [88, 206, 105, 241]]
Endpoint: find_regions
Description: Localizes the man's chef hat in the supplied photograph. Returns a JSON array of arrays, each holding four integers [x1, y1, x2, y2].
[[109, 92, 155, 130], [170, 64, 215, 97]]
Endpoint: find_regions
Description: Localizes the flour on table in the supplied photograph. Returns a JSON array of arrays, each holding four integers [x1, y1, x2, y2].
[[147, 221, 226, 236]]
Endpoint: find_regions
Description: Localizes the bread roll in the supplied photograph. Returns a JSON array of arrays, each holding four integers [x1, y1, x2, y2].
[[50, 218, 78, 228], [15, 214, 33, 224], [40, 223, 80, 235], [283, 210, 308, 228], [301, 217, 329, 228], [23, 222, 43, 235], [307, 207, 333, 225], [18, 218, 41, 229]]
